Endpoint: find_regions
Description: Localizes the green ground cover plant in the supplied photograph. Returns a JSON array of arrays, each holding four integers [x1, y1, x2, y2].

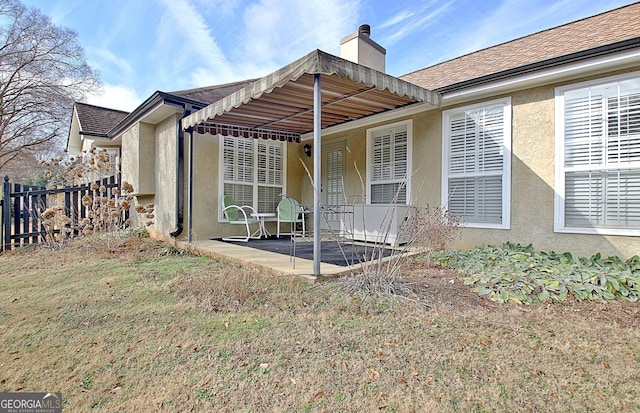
[[0, 237, 639, 412], [434, 242, 640, 305]]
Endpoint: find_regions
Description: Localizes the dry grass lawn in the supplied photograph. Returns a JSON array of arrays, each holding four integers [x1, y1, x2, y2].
[[0, 236, 639, 412]]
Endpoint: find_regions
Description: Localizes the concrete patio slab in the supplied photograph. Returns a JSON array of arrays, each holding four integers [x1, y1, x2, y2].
[[183, 239, 360, 281]]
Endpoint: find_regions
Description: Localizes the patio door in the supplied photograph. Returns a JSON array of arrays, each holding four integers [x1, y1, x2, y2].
[[322, 140, 346, 231]]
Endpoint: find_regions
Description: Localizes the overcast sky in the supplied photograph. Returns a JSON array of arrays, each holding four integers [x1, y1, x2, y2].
[[20, 0, 638, 111]]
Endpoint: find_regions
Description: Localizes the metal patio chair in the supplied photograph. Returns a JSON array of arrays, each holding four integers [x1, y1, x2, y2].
[[276, 195, 306, 238], [221, 196, 260, 242]]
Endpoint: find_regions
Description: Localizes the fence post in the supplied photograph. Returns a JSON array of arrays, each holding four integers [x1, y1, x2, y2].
[[33, 187, 46, 244], [12, 182, 21, 248], [2, 176, 11, 251]]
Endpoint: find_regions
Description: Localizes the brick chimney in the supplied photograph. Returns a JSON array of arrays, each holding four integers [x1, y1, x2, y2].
[[340, 24, 386, 72]]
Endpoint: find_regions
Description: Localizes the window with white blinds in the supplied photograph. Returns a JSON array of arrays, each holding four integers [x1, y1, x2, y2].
[[220, 135, 285, 218], [442, 98, 511, 228], [326, 146, 344, 207], [555, 73, 640, 235], [367, 121, 411, 204]]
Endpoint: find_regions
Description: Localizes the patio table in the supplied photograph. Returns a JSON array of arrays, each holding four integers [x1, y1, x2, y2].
[[251, 212, 276, 239]]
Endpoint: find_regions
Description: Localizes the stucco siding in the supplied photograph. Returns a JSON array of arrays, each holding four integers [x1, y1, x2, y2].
[[151, 117, 177, 239], [140, 74, 640, 259], [80, 138, 94, 154], [121, 123, 155, 196], [120, 125, 138, 195], [187, 132, 219, 241], [311, 76, 640, 259], [183, 133, 303, 241], [286, 141, 308, 202], [444, 74, 640, 259], [411, 110, 443, 208]]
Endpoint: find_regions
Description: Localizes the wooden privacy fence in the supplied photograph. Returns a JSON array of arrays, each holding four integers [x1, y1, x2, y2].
[[1, 175, 120, 252]]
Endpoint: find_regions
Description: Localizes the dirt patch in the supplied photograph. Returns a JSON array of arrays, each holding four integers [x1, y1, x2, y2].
[[403, 261, 498, 312]]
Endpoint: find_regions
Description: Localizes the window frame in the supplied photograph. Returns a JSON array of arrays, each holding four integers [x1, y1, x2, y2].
[[441, 97, 512, 229], [554, 71, 640, 236], [365, 120, 412, 205], [218, 135, 287, 222]]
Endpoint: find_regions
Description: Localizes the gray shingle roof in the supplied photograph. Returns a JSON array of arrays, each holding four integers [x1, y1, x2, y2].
[[168, 79, 258, 105], [74, 102, 129, 135], [401, 2, 640, 90]]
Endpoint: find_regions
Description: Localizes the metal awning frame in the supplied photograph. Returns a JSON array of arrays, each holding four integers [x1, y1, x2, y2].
[[183, 49, 440, 276]]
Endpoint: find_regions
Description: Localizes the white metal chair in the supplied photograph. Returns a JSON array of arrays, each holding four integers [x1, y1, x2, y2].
[[221, 196, 260, 242]]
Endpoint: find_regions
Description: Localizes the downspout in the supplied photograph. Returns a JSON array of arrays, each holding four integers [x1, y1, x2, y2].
[[170, 104, 192, 238], [187, 127, 194, 243]]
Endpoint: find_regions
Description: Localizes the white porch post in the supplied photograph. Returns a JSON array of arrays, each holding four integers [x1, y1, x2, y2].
[[313, 73, 321, 276]]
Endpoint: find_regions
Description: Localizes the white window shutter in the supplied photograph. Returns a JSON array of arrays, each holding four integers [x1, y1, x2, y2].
[[326, 148, 344, 207], [564, 92, 604, 167], [605, 170, 640, 226], [448, 176, 502, 224], [257, 185, 281, 214], [444, 100, 508, 226], [224, 183, 253, 208], [369, 123, 409, 204], [559, 74, 640, 232], [478, 106, 504, 172], [221, 136, 284, 214], [449, 113, 476, 175]]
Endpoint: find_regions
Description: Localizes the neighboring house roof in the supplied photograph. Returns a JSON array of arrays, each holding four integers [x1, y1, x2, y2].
[[401, 2, 640, 91], [74, 102, 129, 137], [66, 102, 129, 154]]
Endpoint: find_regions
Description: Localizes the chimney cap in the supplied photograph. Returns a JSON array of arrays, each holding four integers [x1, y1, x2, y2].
[[358, 24, 371, 37]]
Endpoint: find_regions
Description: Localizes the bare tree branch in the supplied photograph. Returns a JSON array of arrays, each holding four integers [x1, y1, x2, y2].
[[0, 0, 100, 171]]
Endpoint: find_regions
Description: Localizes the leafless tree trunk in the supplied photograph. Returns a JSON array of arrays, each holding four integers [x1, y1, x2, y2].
[[0, 0, 100, 171]]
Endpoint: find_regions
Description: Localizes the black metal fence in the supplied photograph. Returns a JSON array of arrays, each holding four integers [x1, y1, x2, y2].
[[1, 175, 119, 252]]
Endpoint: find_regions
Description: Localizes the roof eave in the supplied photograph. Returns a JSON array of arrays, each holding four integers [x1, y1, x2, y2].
[[65, 104, 81, 154], [80, 132, 110, 139], [107, 91, 209, 138], [437, 37, 640, 94], [439, 45, 640, 108]]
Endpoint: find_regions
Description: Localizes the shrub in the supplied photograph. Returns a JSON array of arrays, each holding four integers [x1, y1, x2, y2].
[[35, 149, 154, 249], [405, 204, 461, 264], [338, 203, 461, 303]]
